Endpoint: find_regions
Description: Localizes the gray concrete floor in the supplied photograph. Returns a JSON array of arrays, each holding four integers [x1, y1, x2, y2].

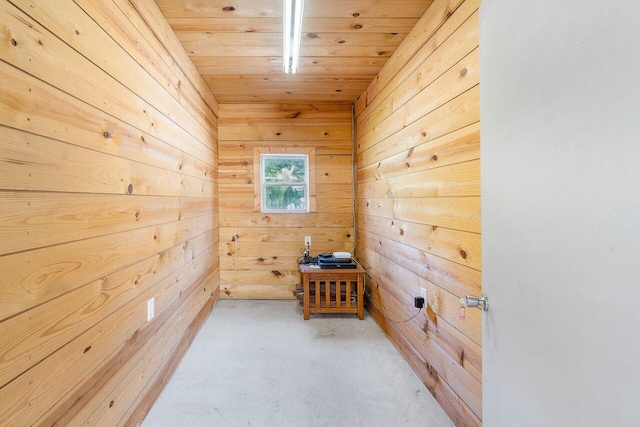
[[143, 300, 454, 427]]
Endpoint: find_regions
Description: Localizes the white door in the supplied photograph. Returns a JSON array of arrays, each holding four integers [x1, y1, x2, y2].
[[480, 1, 640, 425]]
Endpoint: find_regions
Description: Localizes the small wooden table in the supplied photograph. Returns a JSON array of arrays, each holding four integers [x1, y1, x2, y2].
[[299, 263, 365, 320]]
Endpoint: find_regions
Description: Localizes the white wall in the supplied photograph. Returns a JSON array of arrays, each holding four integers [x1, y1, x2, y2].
[[481, 1, 640, 425]]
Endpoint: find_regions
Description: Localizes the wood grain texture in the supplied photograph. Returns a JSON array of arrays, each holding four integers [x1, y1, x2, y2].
[[123, 291, 218, 426], [0, 0, 218, 425], [218, 103, 354, 298], [363, 264, 482, 416], [156, 0, 433, 103], [355, 0, 481, 423], [367, 301, 482, 427]]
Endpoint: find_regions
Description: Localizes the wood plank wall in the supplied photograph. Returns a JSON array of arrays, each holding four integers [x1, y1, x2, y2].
[[218, 104, 354, 299], [354, 0, 481, 425], [0, 0, 219, 425]]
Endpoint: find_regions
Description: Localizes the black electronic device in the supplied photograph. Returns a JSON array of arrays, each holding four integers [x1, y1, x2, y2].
[[317, 253, 357, 269]]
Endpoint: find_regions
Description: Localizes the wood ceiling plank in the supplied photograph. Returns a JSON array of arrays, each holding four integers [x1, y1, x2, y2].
[[156, 0, 434, 103], [214, 93, 359, 103], [304, 0, 434, 18], [183, 44, 395, 57], [208, 85, 363, 97], [205, 86, 369, 98], [191, 55, 387, 67], [166, 17, 420, 33], [157, 0, 432, 18], [176, 31, 406, 47], [199, 67, 381, 77], [203, 74, 375, 83]]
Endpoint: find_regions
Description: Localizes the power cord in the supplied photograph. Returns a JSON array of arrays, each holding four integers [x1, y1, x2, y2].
[[362, 275, 423, 324], [297, 255, 317, 265], [297, 247, 317, 265]]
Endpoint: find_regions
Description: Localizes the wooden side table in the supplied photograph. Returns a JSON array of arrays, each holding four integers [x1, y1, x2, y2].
[[299, 263, 365, 320]]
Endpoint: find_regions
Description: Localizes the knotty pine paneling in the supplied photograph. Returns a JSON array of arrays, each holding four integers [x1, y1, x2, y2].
[[157, 0, 433, 103], [0, 0, 218, 425], [354, 0, 481, 425], [218, 103, 354, 299]]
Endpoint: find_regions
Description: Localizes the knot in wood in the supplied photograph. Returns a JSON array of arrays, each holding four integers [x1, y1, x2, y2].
[[222, 6, 236, 11]]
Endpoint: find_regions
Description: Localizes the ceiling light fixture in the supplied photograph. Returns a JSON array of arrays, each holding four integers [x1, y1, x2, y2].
[[283, 0, 304, 74]]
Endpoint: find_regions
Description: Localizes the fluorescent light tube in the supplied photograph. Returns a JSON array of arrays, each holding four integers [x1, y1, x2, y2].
[[283, 0, 304, 74]]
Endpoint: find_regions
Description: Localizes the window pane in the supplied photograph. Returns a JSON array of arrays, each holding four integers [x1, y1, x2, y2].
[[264, 185, 306, 211], [263, 157, 306, 183]]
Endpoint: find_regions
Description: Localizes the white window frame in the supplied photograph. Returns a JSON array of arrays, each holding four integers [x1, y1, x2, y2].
[[254, 147, 316, 213], [260, 153, 308, 213]]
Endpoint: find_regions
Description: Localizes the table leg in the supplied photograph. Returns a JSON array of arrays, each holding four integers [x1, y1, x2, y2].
[[303, 274, 310, 320], [357, 273, 364, 320]]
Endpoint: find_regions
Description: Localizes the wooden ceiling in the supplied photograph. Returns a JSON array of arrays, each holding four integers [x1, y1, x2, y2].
[[155, 0, 434, 104]]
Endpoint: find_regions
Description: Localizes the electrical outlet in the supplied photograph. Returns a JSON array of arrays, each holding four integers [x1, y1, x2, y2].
[[304, 235, 311, 246], [420, 287, 427, 304], [147, 298, 155, 321]]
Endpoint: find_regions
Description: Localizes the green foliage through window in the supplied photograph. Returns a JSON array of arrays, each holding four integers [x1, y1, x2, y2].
[[261, 155, 308, 212]]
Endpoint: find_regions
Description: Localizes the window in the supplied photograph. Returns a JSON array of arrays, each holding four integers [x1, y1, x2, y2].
[[254, 147, 316, 213], [261, 154, 308, 212]]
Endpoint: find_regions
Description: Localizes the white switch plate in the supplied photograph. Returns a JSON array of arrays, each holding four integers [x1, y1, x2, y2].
[[304, 235, 311, 246], [147, 298, 155, 321], [419, 287, 427, 304]]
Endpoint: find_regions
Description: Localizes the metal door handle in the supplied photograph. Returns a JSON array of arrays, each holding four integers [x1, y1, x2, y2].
[[460, 294, 489, 312]]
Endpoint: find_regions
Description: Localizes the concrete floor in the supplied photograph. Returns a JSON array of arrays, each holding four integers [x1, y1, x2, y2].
[[143, 300, 454, 427]]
